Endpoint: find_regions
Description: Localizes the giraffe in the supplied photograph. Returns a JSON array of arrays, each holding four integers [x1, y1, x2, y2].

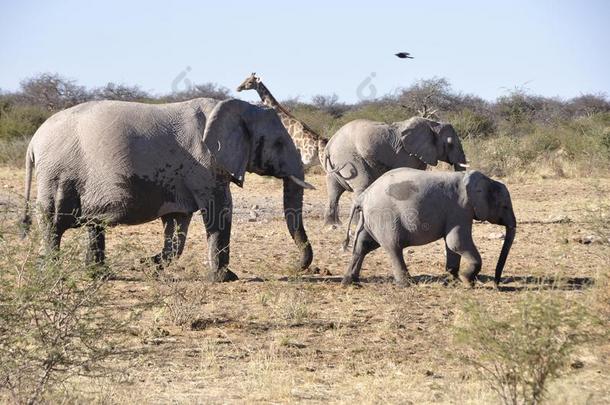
[[237, 73, 327, 170]]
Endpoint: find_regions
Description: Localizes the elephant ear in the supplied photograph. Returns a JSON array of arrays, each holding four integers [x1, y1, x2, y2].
[[397, 117, 439, 166], [464, 171, 496, 221], [203, 99, 253, 187]]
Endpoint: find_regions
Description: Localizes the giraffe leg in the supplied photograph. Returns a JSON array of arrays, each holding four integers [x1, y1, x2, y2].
[[324, 173, 346, 226]]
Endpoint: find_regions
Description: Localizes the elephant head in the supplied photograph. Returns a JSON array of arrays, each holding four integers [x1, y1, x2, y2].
[[398, 117, 468, 171], [465, 171, 517, 284], [203, 99, 314, 269]]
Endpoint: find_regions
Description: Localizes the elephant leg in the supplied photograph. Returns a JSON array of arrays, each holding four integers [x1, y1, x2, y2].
[[324, 174, 346, 226], [342, 229, 379, 285], [167, 213, 191, 258], [385, 245, 412, 287], [201, 187, 238, 282], [446, 227, 481, 287], [444, 242, 461, 280], [37, 199, 60, 256], [86, 223, 106, 265], [38, 182, 79, 258], [144, 213, 192, 267]]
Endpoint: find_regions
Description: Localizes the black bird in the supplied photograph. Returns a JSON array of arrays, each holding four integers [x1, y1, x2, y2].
[[395, 52, 414, 59]]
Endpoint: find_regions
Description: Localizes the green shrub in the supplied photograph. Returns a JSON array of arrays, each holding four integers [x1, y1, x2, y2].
[[0, 104, 51, 141], [289, 104, 336, 137], [463, 135, 522, 176], [464, 113, 610, 177], [339, 103, 408, 127], [445, 108, 496, 139], [0, 219, 133, 403], [454, 292, 606, 405]]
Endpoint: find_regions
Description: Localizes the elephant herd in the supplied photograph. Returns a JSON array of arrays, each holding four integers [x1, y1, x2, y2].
[[21, 95, 516, 287]]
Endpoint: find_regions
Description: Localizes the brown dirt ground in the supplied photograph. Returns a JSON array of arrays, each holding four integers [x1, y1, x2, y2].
[[0, 167, 609, 404]]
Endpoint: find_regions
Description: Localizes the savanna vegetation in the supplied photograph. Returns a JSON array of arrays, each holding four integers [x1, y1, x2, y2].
[[0, 74, 608, 403], [1, 74, 609, 176]]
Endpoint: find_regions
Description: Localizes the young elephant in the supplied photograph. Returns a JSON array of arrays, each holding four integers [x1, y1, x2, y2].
[[342, 168, 516, 287]]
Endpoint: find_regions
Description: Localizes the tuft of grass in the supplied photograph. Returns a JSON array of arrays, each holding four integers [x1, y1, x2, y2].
[[145, 272, 208, 328], [0, 136, 29, 167]]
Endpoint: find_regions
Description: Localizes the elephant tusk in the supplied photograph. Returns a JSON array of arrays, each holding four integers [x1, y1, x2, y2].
[[288, 175, 316, 190], [458, 163, 470, 168], [217, 141, 222, 152]]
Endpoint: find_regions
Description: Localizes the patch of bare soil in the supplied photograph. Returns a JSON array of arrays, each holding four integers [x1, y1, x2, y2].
[[1, 167, 608, 403]]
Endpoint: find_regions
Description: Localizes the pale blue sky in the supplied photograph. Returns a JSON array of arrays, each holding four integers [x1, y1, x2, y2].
[[1, 0, 608, 103]]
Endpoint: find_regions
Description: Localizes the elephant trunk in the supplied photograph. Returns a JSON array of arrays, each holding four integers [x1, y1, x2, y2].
[[449, 142, 468, 171], [495, 224, 516, 285], [452, 151, 468, 172], [283, 178, 313, 270]]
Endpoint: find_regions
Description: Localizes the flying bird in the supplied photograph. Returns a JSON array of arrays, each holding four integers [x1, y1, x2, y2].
[[395, 52, 414, 59]]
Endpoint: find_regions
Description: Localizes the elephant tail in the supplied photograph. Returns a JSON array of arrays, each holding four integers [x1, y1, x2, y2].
[[342, 201, 363, 252], [20, 143, 34, 238], [323, 154, 354, 193]]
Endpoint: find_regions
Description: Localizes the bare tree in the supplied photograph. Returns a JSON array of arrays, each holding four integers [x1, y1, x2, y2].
[[398, 77, 456, 118], [163, 83, 231, 102], [19, 73, 91, 111], [568, 93, 610, 117], [93, 82, 150, 101], [311, 94, 349, 117], [279, 96, 301, 111]]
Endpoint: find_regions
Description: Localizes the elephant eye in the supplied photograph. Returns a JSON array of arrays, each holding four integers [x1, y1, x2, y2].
[[274, 139, 284, 150]]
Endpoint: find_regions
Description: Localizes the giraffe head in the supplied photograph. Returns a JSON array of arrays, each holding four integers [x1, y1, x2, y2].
[[236, 73, 261, 92]]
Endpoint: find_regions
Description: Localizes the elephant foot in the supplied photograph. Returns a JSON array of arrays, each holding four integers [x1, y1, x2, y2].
[[341, 274, 360, 286], [140, 254, 175, 273], [324, 218, 342, 228], [394, 276, 413, 288], [458, 273, 476, 288], [206, 268, 239, 283], [86, 263, 115, 280], [140, 253, 165, 265]]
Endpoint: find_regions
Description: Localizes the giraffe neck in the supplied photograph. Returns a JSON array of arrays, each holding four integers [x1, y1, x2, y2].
[[254, 81, 325, 168], [255, 82, 293, 119]]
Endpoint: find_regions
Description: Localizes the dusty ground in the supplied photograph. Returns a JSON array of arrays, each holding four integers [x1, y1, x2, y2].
[[0, 167, 609, 404]]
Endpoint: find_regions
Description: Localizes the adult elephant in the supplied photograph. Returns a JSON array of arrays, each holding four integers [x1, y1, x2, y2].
[[322, 117, 468, 225], [21, 98, 314, 281]]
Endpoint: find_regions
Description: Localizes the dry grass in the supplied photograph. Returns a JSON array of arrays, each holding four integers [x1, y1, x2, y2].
[[0, 167, 608, 403]]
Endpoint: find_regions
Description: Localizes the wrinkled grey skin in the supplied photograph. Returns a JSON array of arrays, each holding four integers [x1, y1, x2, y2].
[[342, 168, 516, 287], [21, 98, 314, 281], [323, 117, 467, 225]]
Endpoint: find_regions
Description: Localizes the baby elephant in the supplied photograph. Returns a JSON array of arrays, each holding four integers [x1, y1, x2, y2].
[[342, 168, 516, 287]]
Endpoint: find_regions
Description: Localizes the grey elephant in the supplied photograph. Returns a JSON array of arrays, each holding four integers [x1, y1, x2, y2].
[[342, 168, 516, 287], [323, 117, 468, 225], [21, 98, 315, 281]]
